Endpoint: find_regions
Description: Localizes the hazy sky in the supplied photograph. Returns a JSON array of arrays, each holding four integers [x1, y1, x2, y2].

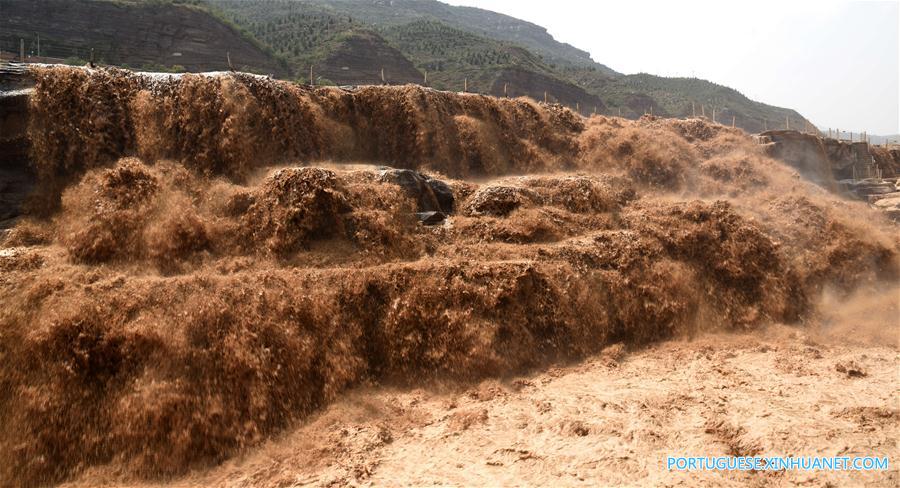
[[446, 0, 899, 134]]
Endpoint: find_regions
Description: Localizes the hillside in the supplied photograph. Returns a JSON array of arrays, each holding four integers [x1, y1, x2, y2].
[[211, 1, 603, 108], [2, 0, 817, 132], [381, 21, 602, 108], [210, 0, 611, 73], [317, 30, 423, 85], [382, 20, 550, 79], [576, 72, 813, 133], [0, 0, 287, 76], [301, 0, 619, 75], [209, 0, 813, 131]]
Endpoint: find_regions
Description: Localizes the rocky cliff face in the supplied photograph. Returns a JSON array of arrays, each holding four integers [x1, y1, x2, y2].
[[821, 139, 877, 180], [0, 0, 286, 76], [762, 130, 900, 182], [871, 146, 900, 178], [0, 87, 33, 228], [759, 130, 836, 189]]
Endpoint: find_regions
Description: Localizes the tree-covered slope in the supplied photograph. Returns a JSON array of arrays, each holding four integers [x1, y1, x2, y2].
[[209, 1, 603, 107], [300, 0, 619, 75], [590, 73, 811, 133], [0, 0, 287, 75], [7, 0, 815, 132], [208, 0, 813, 131]]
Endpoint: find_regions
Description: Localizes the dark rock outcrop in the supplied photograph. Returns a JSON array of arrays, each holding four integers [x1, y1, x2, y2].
[[0, 88, 35, 228], [379, 168, 455, 223], [426, 177, 455, 214], [415, 211, 447, 225]]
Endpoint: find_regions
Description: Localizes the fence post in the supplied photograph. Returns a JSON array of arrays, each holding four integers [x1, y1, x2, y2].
[[786, 116, 789, 130], [227, 51, 233, 71], [732, 115, 735, 128], [692, 101, 695, 117], [576, 102, 579, 113], [381, 67, 385, 84], [464, 77, 467, 92], [309, 65, 313, 85], [503, 82, 507, 97], [701, 105, 705, 117], [20, 38, 24, 62], [424, 70, 427, 85]]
